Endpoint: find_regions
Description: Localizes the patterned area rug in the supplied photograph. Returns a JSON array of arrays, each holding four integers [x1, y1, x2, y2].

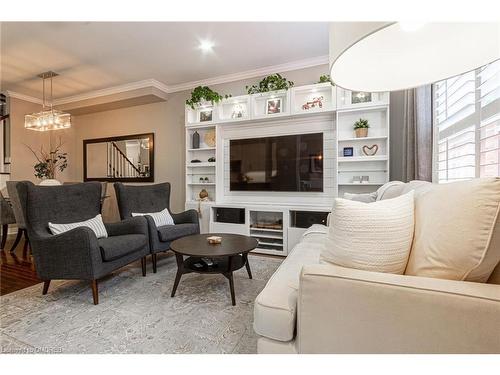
[[0, 254, 282, 354]]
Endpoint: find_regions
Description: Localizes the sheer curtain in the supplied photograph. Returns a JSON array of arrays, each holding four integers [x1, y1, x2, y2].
[[402, 85, 433, 182]]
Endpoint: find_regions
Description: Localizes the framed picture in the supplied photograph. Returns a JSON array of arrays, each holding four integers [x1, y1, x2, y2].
[[351, 91, 372, 104], [266, 98, 281, 115], [199, 109, 213, 122], [343, 147, 354, 157]]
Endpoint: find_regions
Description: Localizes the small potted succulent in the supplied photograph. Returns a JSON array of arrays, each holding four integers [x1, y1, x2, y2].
[[354, 118, 369, 138]]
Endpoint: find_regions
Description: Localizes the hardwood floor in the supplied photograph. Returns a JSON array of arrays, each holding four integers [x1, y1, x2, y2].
[[0, 233, 282, 296], [0, 234, 40, 295]]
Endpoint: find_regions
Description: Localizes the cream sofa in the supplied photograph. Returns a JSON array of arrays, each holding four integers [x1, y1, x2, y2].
[[253, 181, 500, 353]]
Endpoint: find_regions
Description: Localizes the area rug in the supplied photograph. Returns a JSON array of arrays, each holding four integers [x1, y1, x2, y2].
[[0, 254, 282, 354]]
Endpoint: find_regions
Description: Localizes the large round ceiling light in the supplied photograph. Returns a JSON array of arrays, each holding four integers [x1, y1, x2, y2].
[[330, 22, 500, 92]]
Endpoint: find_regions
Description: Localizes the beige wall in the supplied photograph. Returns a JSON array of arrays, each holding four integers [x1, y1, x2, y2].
[[9, 97, 77, 183], [73, 98, 185, 221]]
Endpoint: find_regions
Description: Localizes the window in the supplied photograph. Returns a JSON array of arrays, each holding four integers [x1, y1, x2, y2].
[[433, 59, 500, 183]]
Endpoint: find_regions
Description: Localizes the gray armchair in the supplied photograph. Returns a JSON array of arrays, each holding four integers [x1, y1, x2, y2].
[[16, 181, 150, 304], [114, 182, 199, 273], [0, 190, 16, 250]]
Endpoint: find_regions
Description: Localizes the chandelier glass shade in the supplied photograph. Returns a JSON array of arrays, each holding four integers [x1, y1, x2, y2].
[[24, 71, 71, 131]]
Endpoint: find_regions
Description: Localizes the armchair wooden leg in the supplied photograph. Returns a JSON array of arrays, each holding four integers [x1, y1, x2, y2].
[[91, 280, 98, 305], [23, 231, 30, 254], [141, 257, 147, 276], [42, 280, 51, 295], [152, 254, 157, 273], [9, 229, 23, 252], [1, 224, 8, 250]]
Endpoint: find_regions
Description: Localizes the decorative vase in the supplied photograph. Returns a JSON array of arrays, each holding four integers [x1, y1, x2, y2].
[[355, 128, 368, 138], [199, 189, 209, 199], [39, 179, 62, 186], [192, 131, 200, 149]]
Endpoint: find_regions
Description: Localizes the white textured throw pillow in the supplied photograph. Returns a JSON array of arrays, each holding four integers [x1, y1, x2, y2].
[[132, 208, 174, 227], [49, 214, 108, 239], [322, 191, 415, 274]]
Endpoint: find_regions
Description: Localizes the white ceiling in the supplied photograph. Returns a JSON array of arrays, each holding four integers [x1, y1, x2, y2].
[[0, 22, 329, 99]]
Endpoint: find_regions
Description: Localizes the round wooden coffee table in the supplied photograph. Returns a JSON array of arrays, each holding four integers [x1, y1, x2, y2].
[[169, 233, 258, 306]]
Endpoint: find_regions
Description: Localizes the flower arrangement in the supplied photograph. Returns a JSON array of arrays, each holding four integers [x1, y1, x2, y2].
[[26, 138, 68, 180]]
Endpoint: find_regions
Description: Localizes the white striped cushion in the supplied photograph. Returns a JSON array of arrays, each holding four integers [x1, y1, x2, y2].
[[132, 208, 174, 227], [322, 191, 415, 274], [49, 214, 108, 239]]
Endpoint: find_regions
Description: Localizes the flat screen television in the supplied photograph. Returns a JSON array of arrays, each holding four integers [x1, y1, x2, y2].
[[230, 133, 323, 192]]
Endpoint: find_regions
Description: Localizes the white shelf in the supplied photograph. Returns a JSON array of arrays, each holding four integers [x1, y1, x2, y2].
[[187, 147, 216, 151], [187, 182, 216, 186], [249, 232, 283, 240], [338, 156, 388, 162], [186, 200, 215, 205], [339, 169, 387, 173], [186, 162, 216, 167], [337, 104, 389, 113], [250, 227, 283, 233], [255, 241, 283, 248], [185, 123, 217, 129], [338, 136, 388, 142]]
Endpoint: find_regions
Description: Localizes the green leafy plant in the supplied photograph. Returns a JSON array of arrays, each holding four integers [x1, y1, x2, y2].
[[186, 86, 231, 109], [353, 118, 370, 129], [318, 74, 333, 84], [246, 73, 294, 94], [26, 138, 68, 180]]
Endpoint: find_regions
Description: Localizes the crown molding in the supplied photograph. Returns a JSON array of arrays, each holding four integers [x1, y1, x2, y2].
[[4, 55, 328, 107], [53, 79, 169, 105], [4, 90, 42, 104], [165, 55, 329, 93]]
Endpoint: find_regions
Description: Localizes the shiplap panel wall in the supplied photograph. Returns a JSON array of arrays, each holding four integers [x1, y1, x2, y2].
[[217, 115, 336, 206]]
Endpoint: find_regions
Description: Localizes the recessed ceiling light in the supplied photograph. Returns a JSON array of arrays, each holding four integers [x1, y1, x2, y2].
[[199, 40, 215, 52]]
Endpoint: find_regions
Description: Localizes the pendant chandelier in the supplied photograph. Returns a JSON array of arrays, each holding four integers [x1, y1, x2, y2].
[[24, 71, 71, 131], [330, 22, 500, 92]]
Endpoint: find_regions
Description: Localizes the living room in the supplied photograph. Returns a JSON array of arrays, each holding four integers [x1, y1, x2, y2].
[[1, 0, 500, 372]]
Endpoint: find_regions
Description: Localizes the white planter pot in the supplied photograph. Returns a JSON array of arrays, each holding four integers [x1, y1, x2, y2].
[[39, 179, 62, 186]]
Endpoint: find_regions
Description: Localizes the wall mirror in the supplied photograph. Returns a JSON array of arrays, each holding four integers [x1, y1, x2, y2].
[[83, 133, 154, 182]]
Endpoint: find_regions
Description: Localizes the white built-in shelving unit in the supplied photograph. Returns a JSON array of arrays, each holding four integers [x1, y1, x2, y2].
[[336, 89, 390, 197], [184, 83, 390, 256]]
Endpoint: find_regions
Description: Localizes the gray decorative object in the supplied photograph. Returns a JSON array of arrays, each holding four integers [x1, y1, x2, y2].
[[192, 131, 200, 149], [16, 181, 150, 305], [114, 182, 200, 273]]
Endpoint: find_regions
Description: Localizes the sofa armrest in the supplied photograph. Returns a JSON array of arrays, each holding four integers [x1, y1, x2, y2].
[[171, 209, 199, 226], [297, 264, 500, 353], [30, 227, 102, 281], [104, 216, 148, 237]]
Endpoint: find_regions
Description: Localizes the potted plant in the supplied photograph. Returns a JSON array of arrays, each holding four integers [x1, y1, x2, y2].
[[354, 118, 369, 138], [318, 74, 333, 85], [246, 73, 294, 94], [186, 86, 231, 109], [26, 138, 68, 185]]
